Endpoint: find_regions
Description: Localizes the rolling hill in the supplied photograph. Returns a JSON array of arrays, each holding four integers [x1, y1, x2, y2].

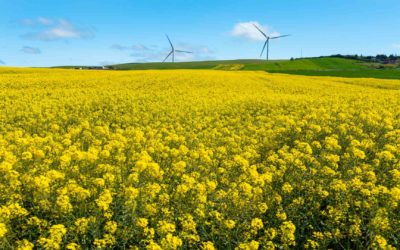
[[53, 57, 400, 80], [110, 57, 400, 79]]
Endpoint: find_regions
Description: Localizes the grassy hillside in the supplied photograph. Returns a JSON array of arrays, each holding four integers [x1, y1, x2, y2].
[[242, 57, 366, 71], [110, 57, 400, 79], [112, 57, 368, 71], [269, 69, 400, 80], [53, 57, 400, 79], [111, 59, 264, 70]]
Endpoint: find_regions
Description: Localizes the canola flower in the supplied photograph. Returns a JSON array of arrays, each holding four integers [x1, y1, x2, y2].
[[0, 67, 400, 249]]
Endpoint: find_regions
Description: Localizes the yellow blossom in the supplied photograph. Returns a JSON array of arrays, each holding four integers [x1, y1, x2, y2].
[[96, 189, 113, 211], [0, 223, 7, 238]]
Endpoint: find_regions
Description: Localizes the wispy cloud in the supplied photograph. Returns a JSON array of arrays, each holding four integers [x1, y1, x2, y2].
[[98, 61, 119, 66], [111, 40, 214, 62], [20, 17, 52, 26], [21, 18, 95, 41], [20, 18, 34, 26], [129, 43, 215, 62], [0, 60, 5, 65], [111, 44, 151, 51], [176, 43, 215, 55], [130, 51, 166, 62], [110, 44, 130, 51], [21, 46, 41, 54], [37, 17, 53, 26], [231, 21, 280, 41]]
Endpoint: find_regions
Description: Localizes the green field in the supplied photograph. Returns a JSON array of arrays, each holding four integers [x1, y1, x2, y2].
[[54, 57, 400, 80], [268, 69, 400, 79], [110, 57, 400, 79], [112, 57, 363, 71], [111, 59, 263, 70]]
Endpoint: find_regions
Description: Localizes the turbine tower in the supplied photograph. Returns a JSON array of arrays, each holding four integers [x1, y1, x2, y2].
[[163, 35, 192, 63], [253, 24, 290, 61]]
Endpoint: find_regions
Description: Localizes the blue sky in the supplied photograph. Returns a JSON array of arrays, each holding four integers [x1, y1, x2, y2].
[[1, 0, 400, 66]]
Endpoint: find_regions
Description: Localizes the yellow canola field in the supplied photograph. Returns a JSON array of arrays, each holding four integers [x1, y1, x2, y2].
[[0, 68, 400, 249]]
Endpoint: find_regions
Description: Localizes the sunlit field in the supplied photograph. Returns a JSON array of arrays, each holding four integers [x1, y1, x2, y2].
[[1, 68, 400, 249]]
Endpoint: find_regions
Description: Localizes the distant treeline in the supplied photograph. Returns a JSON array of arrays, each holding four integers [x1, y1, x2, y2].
[[327, 54, 399, 64], [292, 54, 399, 64]]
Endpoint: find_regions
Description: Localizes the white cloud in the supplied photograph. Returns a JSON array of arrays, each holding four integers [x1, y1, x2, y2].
[[21, 46, 41, 54], [21, 18, 94, 41], [231, 21, 280, 41]]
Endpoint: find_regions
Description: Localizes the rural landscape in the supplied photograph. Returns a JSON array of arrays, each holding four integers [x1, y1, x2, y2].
[[1, 1, 400, 249]]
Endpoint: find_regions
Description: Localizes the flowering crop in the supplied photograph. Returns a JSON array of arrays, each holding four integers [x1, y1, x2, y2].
[[0, 67, 399, 249]]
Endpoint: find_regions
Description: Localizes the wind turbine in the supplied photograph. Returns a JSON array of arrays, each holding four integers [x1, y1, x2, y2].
[[253, 24, 290, 61], [163, 35, 192, 63]]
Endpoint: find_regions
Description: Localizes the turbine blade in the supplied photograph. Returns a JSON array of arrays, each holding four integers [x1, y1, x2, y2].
[[260, 40, 268, 57], [166, 35, 174, 49], [163, 51, 173, 62], [175, 50, 192, 53], [253, 24, 268, 38], [270, 34, 291, 39]]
